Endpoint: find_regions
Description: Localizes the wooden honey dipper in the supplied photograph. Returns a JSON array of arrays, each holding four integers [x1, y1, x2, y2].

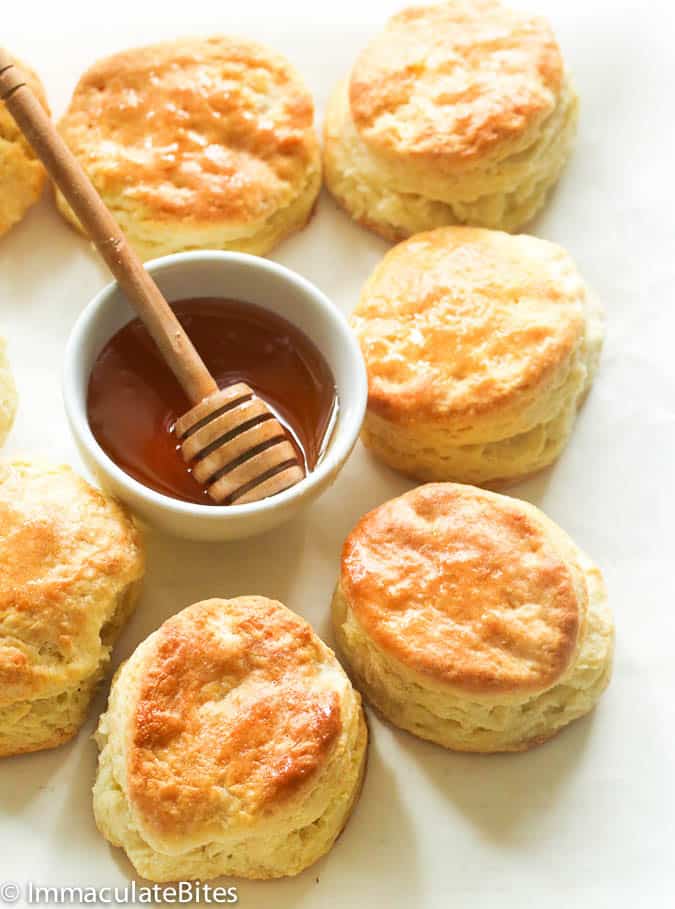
[[0, 50, 305, 505]]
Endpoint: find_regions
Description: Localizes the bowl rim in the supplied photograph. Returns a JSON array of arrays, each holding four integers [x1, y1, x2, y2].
[[62, 250, 367, 522]]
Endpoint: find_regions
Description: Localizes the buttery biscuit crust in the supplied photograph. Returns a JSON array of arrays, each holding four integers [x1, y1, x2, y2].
[[0, 55, 49, 237], [127, 598, 342, 840], [351, 227, 587, 427], [94, 596, 367, 880], [341, 484, 583, 694], [349, 0, 564, 169], [334, 483, 614, 752], [0, 460, 144, 708], [57, 37, 321, 257], [323, 1, 577, 238]]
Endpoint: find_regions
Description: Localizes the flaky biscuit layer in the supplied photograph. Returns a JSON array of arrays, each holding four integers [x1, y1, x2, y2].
[[333, 484, 613, 752], [0, 460, 144, 756], [351, 227, 603, 485], [0, 56, 49, 238], [324, 1, 578, 237], [57, 37, 321, 259], [93, 597, 367, 881]]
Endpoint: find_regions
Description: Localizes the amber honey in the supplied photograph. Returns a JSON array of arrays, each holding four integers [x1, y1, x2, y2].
[[87, 298, 337, 505]]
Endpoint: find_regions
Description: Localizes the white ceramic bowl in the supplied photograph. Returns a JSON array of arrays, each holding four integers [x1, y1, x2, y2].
[[63, 251, 367, 541]]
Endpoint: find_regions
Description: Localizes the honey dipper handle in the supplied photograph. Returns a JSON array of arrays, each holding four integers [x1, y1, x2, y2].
[[0, 50, 217, 404]]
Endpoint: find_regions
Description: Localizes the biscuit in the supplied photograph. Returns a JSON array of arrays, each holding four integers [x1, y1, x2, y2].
[[93, 597, 367, 881], [333, 483, 614, 753], [0, 337, 17, 446], [57, 37, 321, 259], [351, 227, 603, 486], [0, 460, 145, 757], [0, 55, 49, 238], [324, 0, 578, 239]]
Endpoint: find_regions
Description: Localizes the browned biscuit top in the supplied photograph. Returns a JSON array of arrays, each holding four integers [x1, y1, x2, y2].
[[58, 37, 318, 227], [126, 597, 343, 840], [0, 55, 50, 236], [349, 0, 564, 168], [0, 461, 144, 705], [1, 56, 49, 142], [340, 484, 582, 695], [351, 227, 586, 426]]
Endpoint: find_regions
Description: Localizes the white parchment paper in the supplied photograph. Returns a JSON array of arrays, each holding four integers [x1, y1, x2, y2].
[[2, 1, 674, 905]]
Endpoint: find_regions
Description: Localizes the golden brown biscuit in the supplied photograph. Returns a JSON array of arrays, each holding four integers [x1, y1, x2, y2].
[[0, 55, 49, 238], [93, 597, 367, 881], [333, 484, 614, 752], [57, 37, 321, 259], [324, 0, 578, 239], [351, 227, 603, 486], [0, 460, 145, 757]]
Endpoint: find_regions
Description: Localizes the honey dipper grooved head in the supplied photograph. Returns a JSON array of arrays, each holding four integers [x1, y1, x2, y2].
[[175, 384, 305, 505]]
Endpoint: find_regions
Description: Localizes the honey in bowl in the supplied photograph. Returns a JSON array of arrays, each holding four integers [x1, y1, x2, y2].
[[87, 298, 338, 505]]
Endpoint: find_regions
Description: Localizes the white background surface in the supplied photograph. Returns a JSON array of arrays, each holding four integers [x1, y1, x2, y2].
[[2, 1, 675, 906]]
